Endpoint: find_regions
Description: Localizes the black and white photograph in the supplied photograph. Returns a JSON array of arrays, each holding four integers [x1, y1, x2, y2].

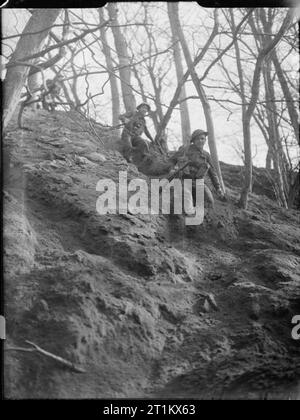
[[1, 1, 300, 401]]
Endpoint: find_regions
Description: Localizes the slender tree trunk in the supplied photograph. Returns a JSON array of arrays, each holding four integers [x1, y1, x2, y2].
[[258, 10, 299, 146], [272, 52, 299, 144], [258, 9, 291, 207], [288, 172, 300, 209], [167, 3, 191, 145], [263, 63, 288, 208], [27, 69, 40, 109], [155, 72, 190, 143], [147, 69, 164, 126], [3, 9, 61, 130], [155, 9, 219, 144], [239, 119, 253, 208], [229, 8, 253, 205], [168, 3, 225, 192], [131, 65, 160, 131], [99, 7, 120, 126], [238, 9, 293, 209], [107, 3, 136, 113], [266, 150, 272, 170], [69, 56, 81, 108]]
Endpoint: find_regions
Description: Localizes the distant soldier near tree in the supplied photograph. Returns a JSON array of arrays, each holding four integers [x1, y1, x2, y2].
[[119, 103, 154, 163], [41, 75, 64, 111]]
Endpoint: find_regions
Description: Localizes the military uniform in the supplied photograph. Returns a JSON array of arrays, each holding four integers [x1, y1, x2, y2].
[[170, 143, 221, 207], [120, 109, 153, 162], [41, 78, 63, 112]]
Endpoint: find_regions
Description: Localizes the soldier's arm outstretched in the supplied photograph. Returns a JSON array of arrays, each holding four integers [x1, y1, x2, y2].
[[206, 154, 222, 193]]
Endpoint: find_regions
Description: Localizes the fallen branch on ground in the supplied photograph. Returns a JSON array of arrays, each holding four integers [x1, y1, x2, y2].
[[6, 340, 86, 373]]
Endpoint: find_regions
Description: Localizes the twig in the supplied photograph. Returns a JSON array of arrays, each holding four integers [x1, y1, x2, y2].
[[2, 22, 104, 41], [6, 20, 112, 66], [86, 118, 105, 146], [6, 346, 35, 352], [6, 340, 86, 374], [198, 9, 255, 83]]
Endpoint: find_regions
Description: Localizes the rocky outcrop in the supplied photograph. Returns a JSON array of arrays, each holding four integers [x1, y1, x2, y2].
[[4, 109, 300, 399]]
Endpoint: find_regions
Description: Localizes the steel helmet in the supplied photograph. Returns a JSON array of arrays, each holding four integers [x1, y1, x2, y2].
[[137, 102, 151, 112], [191, 129, 208, 142]]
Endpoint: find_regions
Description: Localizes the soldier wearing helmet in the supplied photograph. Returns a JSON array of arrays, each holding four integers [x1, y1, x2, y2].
[[169, 129, 224, 209], [119, 103, 154, 162], [41, 76, 64, 112]]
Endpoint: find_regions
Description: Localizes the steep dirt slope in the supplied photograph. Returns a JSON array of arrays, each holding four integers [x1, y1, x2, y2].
[[3, 109, 300, 399]]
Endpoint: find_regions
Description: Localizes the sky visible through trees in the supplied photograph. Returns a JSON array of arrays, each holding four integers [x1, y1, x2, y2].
[[1, 4, 299, 169]]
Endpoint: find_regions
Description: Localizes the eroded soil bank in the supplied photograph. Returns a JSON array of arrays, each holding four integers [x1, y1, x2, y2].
[[4, 109, 300, 399]]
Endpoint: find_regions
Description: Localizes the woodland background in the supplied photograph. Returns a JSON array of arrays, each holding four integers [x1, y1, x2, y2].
[[1, 4, 299, 208]]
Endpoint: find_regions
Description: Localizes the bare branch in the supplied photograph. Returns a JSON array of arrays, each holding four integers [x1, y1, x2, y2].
[[6, 20, 111, 66], [198, 9, 255, 83]]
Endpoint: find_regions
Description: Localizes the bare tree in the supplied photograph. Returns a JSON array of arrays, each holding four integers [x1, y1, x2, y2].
[[3, 9, 62, 130], [270, 43, 299, 144], [26, 71, 40, 109], [167, 3, 191, 145], [126, 7, 164, 132], [107, 3, 136, 112], [99, 7, 120, 126], [259, 9, 297, 207], [167, 4, 225, 192], [237, 8, 293, 209], [154, 12, 220, 145], [263, 61, 288, 208]]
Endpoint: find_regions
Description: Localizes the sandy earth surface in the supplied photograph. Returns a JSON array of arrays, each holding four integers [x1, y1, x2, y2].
[[3, 108, 300, 399]]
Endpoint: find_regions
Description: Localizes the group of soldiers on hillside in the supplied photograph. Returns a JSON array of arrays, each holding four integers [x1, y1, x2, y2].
[[28, 78, 225, 215], [119, 102, 225, 214], [22, 76, 225, 215]]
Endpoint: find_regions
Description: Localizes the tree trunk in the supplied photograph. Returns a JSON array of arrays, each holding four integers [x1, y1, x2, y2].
[[263, 61, 288, 208], [99, 7, 120, 126], [155, 71, 190, 143], [147, 68, 164, 127], [272, 52, 299, 144], [107, 3, 136, 113], [288, 171, 300, 209], [169, 3, 225, 192], [238, 119, 253, 209], [258, 9, 290, 208], [155, 10, 219, 144], [266, 150, 272, 170], [27, 69, 40, 109], [3, 9, 61, 130], [167, 3, 191, 145], [238, 9, 293, 209], [131, 65, 160, 131], [229, 8, 252, 206], [265, 15, 298, 144]]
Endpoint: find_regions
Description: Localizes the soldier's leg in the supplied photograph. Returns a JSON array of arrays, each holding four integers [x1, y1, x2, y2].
[[131, 136, 151, 165], [121, 129, 133, 162], [182, 177, 196, 215], [132, 136, 150, 154], [204, 184, 215, 209]]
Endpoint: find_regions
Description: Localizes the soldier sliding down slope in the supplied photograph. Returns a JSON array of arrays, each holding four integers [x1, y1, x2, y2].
[[168, 129, 225, 215], [119, 103, 154, 163]]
